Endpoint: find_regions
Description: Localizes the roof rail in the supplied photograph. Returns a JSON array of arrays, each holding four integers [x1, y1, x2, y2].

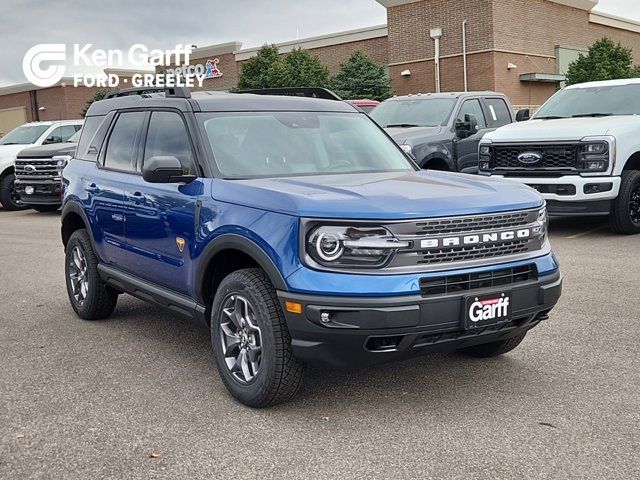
[[105, 86, 191, 99], [237, 87, 342, 101]]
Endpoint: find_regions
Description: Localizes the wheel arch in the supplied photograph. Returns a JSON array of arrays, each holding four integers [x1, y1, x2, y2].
[[623, 151, 640, 171], [195, 234, 288, 317], [421, 157, 451, 171], [0, 165, 14, 179], [61, 201, 92, 250]]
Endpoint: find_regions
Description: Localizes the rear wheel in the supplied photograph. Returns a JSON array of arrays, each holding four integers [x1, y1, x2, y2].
[[610, 170, 640, 235], [0, 173, 28, 211], [458, 332, 527, 358], [211, 268, 304, 407], [32, 204, 60, 213], [65, 229, 118, 320]]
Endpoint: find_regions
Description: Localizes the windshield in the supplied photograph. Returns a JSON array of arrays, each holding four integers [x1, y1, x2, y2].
[[534, 84, 640, 119], [370, 98, 456, 127], [0, 124, 49, 145], [200, 112, 415, 178]]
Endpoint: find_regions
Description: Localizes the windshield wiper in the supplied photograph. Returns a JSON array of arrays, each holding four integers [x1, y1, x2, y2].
[[385, 123, 422, 128], [535, 116, 566, 120], [0, 142, 21, 145], [571, 113, 613, 118]]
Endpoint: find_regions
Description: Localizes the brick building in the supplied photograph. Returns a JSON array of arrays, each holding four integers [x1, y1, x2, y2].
[[2, 0, 640, 134]]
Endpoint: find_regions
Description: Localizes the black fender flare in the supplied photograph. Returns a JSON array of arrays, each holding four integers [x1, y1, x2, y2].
[[60, 200, 93, 248], [194, 233, 288, 304]]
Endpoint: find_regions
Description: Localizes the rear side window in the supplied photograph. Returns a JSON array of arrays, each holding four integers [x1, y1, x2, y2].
[[143, 112, 194, 174], [103, 112, 145, 172], [76, 116, 104, 159], [485, 98, 512, 127]]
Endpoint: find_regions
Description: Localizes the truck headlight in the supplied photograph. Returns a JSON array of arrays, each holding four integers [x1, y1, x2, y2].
[[479, 144, 491, 170], [307, 225, 409, 268], [52, 155, 72, 176], [578, 142, 609, 173]]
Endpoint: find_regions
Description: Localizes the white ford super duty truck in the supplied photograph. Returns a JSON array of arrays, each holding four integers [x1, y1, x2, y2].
[[479, 78, 640, 235]]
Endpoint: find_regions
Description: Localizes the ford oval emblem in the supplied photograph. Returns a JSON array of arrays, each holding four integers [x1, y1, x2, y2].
[[24, 164, 36, 172], [517, 152, 543, 165]]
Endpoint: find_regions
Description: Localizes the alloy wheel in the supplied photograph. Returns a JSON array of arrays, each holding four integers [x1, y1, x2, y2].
[[219, 294, 262, 384], [8, 180, 23, 208], [68, 245, 89, 306]]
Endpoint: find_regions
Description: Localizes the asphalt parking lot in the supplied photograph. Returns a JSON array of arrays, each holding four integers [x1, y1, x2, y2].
[[0, 208, 638, 479]]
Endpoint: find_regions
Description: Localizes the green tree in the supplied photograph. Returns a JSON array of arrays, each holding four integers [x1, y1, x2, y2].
[[272, 48, 329, 88], [81, 88, 115, 117], [237, 44, 283, 90], [238, 45, 330, 89], [566, 38, 639, 85], [329, 51, 394, 101]]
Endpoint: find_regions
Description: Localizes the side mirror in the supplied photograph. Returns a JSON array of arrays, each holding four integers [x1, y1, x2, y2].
[[455, 113, 478, 139], [142, 156, 195, 183], [43, 135, 61, 145], [516, 109, 530, 122]]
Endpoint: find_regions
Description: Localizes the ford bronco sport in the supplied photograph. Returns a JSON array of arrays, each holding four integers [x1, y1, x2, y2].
[[61, 87, 562, 407]]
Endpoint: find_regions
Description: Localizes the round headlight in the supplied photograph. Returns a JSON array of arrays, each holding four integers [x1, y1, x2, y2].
[[315, 232, 344, 261]]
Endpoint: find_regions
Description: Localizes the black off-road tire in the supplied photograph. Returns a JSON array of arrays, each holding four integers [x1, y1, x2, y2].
[[65, 229, 118, 320], [0, 173, 28, 211], [32, 204, 60, 213], [610, 170, 640, 235], [211, 268, 304, 408], [458, 332, 527, 358]]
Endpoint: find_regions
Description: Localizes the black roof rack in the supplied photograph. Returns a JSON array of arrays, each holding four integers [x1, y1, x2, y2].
[[237, 87, 342, 101], [105, 86, 191, 99]]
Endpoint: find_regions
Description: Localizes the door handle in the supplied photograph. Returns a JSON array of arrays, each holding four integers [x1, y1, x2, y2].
[[128, 191, 146, 203], [85, 183, 100, 194]]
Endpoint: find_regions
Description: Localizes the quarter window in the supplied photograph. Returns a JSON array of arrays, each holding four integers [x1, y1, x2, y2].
[[143, 112, 194, 174], [103, 112, 145, 172], [457, 99, 487, 129]]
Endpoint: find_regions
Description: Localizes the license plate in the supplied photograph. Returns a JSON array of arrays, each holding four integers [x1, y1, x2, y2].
[[25, 186, 34, 195], [464, 292, 511, 329]]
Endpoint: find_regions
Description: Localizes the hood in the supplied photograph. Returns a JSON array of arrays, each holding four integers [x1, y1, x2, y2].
[[17, 142, 76, 159], [385, 126, 443, 145], [486, 115, 636, 142], [0, 144, 30, 162], [213, 170, 543, 220]]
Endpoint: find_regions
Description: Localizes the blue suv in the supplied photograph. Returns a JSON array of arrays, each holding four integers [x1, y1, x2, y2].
[[61, 87, 562, 407]]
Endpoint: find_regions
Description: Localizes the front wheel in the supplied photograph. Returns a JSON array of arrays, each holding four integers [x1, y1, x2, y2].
[[65, 229, 118, 320], [0, 173, 28, 211], [211, 268, 304, 407], [610, 170, 640, 235], [458, 332, 527, 358]]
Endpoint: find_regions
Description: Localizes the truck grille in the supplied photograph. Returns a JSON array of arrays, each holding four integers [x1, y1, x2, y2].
[[383, 208, 545, 273], [15, 158, 60, 180], [490, 144, 579, 171]]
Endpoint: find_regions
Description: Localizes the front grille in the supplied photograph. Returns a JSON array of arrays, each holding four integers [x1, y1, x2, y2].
[[384, 208, 544, 272], [420, 264, 537, 296], [414, 211, 530, 235], [490, 144, 579, 171], [417, 240, 530, 265], [15, 158, 60, 180]]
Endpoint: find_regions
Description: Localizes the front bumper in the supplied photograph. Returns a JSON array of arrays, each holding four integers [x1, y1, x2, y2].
[[485, 174, 620, 213], [14, 179, 62, 205], [278, 271, 562, 368]]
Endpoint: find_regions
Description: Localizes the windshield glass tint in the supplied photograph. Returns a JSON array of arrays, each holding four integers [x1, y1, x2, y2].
[[534, 84, 640, 118], [370, 98, 456, 127], [201, 112, 415, 178], [0, 124, 49, 145]]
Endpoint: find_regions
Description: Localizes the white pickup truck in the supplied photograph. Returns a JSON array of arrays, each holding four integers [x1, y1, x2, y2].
[[479, 78, 640, 235], [0, 120, 83, 210]]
